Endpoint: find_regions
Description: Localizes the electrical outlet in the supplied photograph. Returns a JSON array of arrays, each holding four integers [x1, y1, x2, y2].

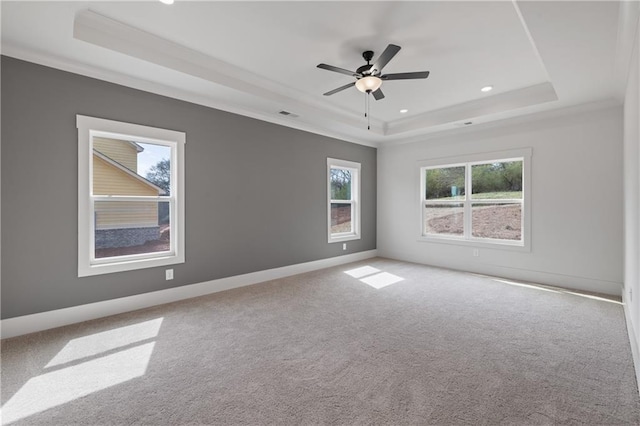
[[473, 249, 479, 257], [343, 243, 347, 251], [166, 269, 174, 280]]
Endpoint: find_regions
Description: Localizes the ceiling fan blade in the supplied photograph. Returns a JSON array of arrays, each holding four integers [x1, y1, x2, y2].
[[369, 44, 401, 74], [381, 71, 430, 80], [372, 88, 385, 101], [323, 82, 355, 96], [317, 63, 360, 77]]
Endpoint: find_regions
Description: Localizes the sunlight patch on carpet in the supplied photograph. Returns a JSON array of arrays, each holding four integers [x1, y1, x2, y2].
[[344, 266, 404, 289], [46, 318, 164, 368], [360, 272, 404, 289], [1, 318, 163, 424], [344, 265, 381, 278], [563, 291, 622, 304], [488, 277, 621, 304], [491, 278, 562, 294]]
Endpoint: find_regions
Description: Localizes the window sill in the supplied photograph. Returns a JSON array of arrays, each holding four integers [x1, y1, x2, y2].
[[79, 253, 184, 277], [328, 233, 361, 244], [417, 235, 530, 252]]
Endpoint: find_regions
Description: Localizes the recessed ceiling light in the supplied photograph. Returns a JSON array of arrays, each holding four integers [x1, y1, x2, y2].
[[481, 85, 493, 92], [400, 109, 409, 114], [159, 0, 174, 4]]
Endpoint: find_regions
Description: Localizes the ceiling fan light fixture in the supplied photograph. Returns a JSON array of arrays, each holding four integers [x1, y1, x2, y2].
[[355, 76, 382, 93]]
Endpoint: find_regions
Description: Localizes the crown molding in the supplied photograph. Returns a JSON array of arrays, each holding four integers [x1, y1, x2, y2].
[[381, 97, 621, 149], [73, 9, 385, 138], [386, 82, 558, 136], [2, 45, 380, 148]]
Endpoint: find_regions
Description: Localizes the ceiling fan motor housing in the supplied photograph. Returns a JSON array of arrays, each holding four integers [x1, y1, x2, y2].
[[358, 50, 376, 76], [356, 64, 374, 76]]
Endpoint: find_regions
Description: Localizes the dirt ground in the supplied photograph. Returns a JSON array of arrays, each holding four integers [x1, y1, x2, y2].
[[425, 204, 521, 240], [331, 221, 352, 234], [95, 204, 520, 258]]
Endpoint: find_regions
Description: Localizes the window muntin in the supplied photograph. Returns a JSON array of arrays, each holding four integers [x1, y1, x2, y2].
[[78, 115, 185, 276], [328, 158, 361, 243], [420, 154, 528, 247]]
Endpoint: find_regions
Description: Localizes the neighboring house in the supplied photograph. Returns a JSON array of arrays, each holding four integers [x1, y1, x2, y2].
[[92, 137, 166, 249]]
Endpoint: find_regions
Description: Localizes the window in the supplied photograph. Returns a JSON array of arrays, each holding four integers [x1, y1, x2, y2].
[[327, 158, 361, 243], [77, 115, 185, 276], [419, 149, 531, 249]]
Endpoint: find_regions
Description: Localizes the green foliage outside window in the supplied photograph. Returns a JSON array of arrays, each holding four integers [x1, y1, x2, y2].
[[331, 168, 352, 200], [425, 161, 523, 200], [146, 158, 171, 195], [146, 158, 171, 224], [472, 161, 522, 196], [425, 166, 465, 200]]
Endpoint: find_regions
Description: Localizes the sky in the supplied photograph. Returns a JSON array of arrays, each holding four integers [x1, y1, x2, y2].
[[137, 143, 170, 178]]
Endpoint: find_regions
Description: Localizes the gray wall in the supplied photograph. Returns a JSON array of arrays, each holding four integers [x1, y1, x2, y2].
[[1, 56, 377, 319]]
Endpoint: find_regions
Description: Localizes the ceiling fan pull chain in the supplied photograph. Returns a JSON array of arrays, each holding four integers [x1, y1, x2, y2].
[[367, 93, 371, 130], [364, 92, 367, 118]]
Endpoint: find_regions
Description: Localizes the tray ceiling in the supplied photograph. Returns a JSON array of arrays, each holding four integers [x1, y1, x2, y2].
[[1, 1, 623, 146]]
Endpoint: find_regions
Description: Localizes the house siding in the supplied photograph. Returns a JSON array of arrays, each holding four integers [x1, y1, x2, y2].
[[94, 200, 159, 230], [93, 137, 139, 172], [93, 154, 158, 197], [92, 152, 162, 248]]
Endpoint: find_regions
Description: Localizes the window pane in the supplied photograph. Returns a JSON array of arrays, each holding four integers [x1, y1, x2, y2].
[[94, 200, 170, 259], [472, 203, 522, 240], [471, 161, 522, 200], [424, 203, 464, 236], [93, 137, 171, 196], [331, 203, 352, 234], [425, 167, 465, 200], [330, 168, 352, 200]]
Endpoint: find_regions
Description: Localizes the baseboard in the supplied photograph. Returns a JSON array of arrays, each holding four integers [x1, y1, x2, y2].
[[474, 264, 623, 296], [0, 250, 377, 339], [623, 293, 640, 392], [378, 250, 623, 296]]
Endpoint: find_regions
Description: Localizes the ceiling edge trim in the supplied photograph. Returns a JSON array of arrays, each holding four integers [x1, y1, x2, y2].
[[73, 9, 384, 135], [386, 82, 558, 136], [1, 48, 378, 149], [512, 0, 553, 84], [381, 98, 621, 149]]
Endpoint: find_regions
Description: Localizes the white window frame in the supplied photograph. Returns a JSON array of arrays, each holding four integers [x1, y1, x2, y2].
[[418, 148, 531, 251], [327, 158, 361, 243], [77, 115, 186, 277]]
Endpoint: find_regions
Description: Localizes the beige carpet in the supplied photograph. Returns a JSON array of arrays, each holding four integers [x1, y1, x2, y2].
[[2, 258, 639, 425]]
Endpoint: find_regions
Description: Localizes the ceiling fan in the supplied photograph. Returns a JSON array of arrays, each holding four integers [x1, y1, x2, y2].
[[317, 44, 430, 101]]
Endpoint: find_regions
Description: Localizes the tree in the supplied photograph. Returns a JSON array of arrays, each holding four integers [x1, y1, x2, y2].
[[425, 167, 465, 199], [501, 161, 522, 191], [147, 159, 171, 225], [471, 161, 522, 194], [146, 159, 170, 195], [330, 169, 351, 199]]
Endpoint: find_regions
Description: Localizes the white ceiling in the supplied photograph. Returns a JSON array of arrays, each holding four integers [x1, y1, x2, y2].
[[0, 1, 628, 146]]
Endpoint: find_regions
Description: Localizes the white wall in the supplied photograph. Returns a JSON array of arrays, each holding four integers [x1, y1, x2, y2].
[[623, 14, 640, 369], [378, 105, 624, 295]]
